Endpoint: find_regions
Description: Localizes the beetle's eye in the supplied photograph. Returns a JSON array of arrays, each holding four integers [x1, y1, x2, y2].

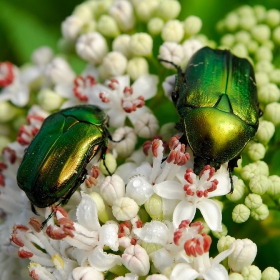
[[171, 90, 179, 103]]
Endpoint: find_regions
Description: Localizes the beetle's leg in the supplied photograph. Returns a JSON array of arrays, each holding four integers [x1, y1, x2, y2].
[[31, 204, 40, 216], [101, 146, 112, 176], [227, 156, 240, 193], [108, 134, 124, 143]]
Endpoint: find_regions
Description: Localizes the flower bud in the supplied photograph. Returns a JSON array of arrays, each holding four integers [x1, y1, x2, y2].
[[239, 15, 256, 30], [241, 265, 261, 280], [148, 18, 164, 36], [228, 239, 257, 272], [250, 204, 269, 220], [246, 142, 265, 161], [73, 3, 93, 23], [100, 174, 125, 206], [228, 273, 244, 280], [112, 35, 131, 58], [241, 161, 269, 182], [217, 235, 235, 252], [61, 15, 84, 41], [235, 30, 251, 44], [134, 0, 158, 23], [251, 24, 271, 43], [76, 32, 108, 65], [212, 224, 228, 239], [111, 126, 137, 157], [254, 5, 266, 22], [255, 46, 273, 61], [109, 0, 135, 32], [255, 161, 269, 176], [221, 34, 235, 47], [232, 204, 250, 223], [255, 120, 275, 144], [255, 72, 269, 87], [146, 275, 169, 280], [122, 245, 150, 276], [97, 15, 120, 38], [99, 153, 117, 175], [144, 194, 163, 220], [127, 57, 149, 81], [247, 40, 259, 54], [157, 0, 181, 21], [130, 33, 153, 57], [244, 194, 262, 209], [112, 197, 139, 221], [256, 60, 274, 73], [102, 51, 127, 76], [134, 113, 159, 138], [267, 175, 280, 196], [269, 69, 280, 84], [161, 20, 184, 43], [0, 101, 19, 122], [226, 179, 246, 202], [182, 39, 203, 67], [68, 267, 104, 280], [249, 174, 270, 195], [45, 57, 75, 84], [264, 102, 280, 126], [38, 88, 63, 111], [224, 12, 239, 31], [184, 15, 202, 36], [159, 42, 184, 69], [272, 26, 280, 44], [258, 83, 280, 104], [32, 46, 53, 66], [89, 192, 109, 223], [231, 43, 248, 58], [262, 267, 280, 280]]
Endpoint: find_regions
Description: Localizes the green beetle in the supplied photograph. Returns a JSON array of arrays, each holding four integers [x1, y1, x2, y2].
[[163, 47, 261, 185], [17, 105, 113, 227]]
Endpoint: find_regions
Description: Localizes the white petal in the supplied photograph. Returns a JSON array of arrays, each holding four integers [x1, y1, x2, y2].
[[150, 248, 173, 273], [99, 223, 119, 251], [200, 263, 228, 280], [107, 107, 126, 127], [76, 193, 100, 231], [115, 162, 138, 184], [154, 181, 184, 200], [55, 84, 73, 98], [115, 75, 130, 93], [128, 106, 151, 125], [68, 267, 104, 280], [88, 247, 122, 271], [132, 74, 158, 100], [170, 263, 199, 280], [173, 201, 196, 228], [197, 199, 222, 231], [133, 221, 170, 246]]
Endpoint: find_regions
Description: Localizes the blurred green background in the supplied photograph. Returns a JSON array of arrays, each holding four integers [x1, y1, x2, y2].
[[1, 0, 280, 64]]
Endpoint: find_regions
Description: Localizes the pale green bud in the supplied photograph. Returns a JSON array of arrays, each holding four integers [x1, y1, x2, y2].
[[253, 5, 266, 22], [97, 15, 120, 38], [266, 9, 280, 28], [231, 43, 248, 58], [148, 18, 164, 36], [38, 88, 63, 111], [267, 175, 280, 196], [232, 204, 250, 223], [239, 15, 256, 31], [258, 83, 280, 104], [246, 142, 265, 161], [250, 204, 269, 220], [256, 60, 274, 73], [249, 174, 270, 195], [144, 193, 163, 220], [212, 224, 228, 239], [89, 192, 109, 223], [251, 24, 271, 43], [264, 102, 280, 126], [244, 194, 262, 209], [224, 12, 239, 31], [256, 120, 275, 144], [255, 72, 269, 87], [112, 197, 139, 221], [241, 265, 262, 280], [184, 15, 202, 37], [255, 161, 269, 176], [126, 57, 149, 81], [255, 46, 273, 61], [0, 101, 18, 122], [235, 31, 251, 44], [220, 34, 235, 47], [159, 122, 177, 142], [217, 235, 235, 252], [157, 0, 181, 21], [269, 69, 280, 85], [262, 267, 280, 280], [102, 51, 127, 77], [0, 136, 10, 155], [134, 0, 158, 23], [112, 34, 131, 58], [238, 5, 254, 17], [226, 179, 246, 202], [130, 33, 153, 57], [161, 20, 184, 43], [134, 113, 159, 138], [272, 26, 280, 45], [81, 20, 96, 34], [61, 15, 84, 41], [263, 40, 274, 50], [73, 3, 93, 22], [241, 163, 260, 181], [99, 153, 117, 175], [141, 241, 162, 255], [246, 40, 259, 54], [229, 273, 244, 280], [93, 0, 114, 18]]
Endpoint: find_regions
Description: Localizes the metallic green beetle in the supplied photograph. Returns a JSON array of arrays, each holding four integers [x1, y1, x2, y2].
[[17, 105, 111, 227], [165, 47, 261, 184]]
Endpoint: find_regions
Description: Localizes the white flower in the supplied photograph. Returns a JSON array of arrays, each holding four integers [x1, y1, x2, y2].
[[31, 46, 53, 66], [76, 32, 108, 65], [154, 164, 231, 231], [89, 74, 158, 127], [61, 15, 84, 41], [162, 74, 176, 100], [159, 42, 184, 69]]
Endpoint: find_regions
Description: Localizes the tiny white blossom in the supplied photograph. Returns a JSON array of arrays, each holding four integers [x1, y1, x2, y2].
[[159, 42, 184, 69], [76, 32, 108, 65], [161, 20, 184, 43], [134, 0, 159, 23], [148, 17, 165, 36], [112, 197, 139, 221], [102, 51, 127, 76], [184, 15, 203, 36], [97, 15, 120, 38], [67, 267, 104, 280], [113, 34, 132, 58], [134, 113, 159, 138], [157, 0, 181, 21], [130, 33, 153, 56], [61, 15, 84, 41], [31, 46, 53, 66]]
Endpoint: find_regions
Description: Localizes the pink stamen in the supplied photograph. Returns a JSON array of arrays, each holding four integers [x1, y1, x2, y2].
[[18, 249, 34, 259], [108, 78, 119, 89], [0, 62, 15, 87], [184, 169, 194, 184], [142, 140, 152, 156], [151, 139, 161, 157], [123, 86, 133, 97], [99, 92, 110, 103], [29, 270, 39, 280], [173, 230, 182, 245]]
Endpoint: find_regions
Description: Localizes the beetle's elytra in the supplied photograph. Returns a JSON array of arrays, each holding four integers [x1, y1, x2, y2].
[[17, 105, 111, 226], [162, 47, 261, 185]]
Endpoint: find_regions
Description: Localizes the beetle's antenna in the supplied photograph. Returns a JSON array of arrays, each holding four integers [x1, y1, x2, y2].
[[158, 58, 183, 75]]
